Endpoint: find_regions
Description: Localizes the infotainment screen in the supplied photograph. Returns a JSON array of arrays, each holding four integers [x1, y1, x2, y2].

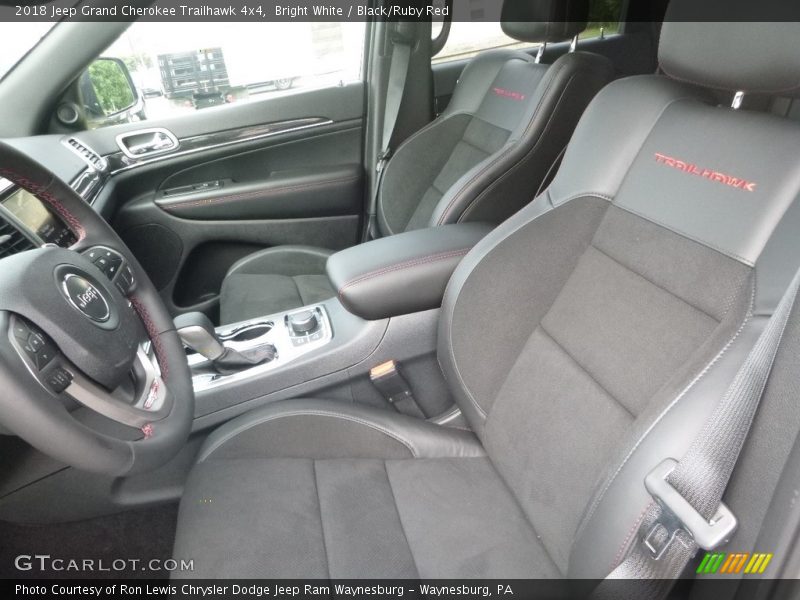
[[2, 188, 76, 247]]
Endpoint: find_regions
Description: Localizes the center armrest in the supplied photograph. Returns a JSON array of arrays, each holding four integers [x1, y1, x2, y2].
[[326, 223, 492, 320]]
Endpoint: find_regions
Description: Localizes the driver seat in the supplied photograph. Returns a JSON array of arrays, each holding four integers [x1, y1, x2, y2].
[[173, 7, 800, 579]]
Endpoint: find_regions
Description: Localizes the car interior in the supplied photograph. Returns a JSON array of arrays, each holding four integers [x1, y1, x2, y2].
[[1, 0, 800, 594]]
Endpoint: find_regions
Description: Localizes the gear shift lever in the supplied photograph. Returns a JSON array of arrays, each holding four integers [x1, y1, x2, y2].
[[175, 312, 276, 374], [174, 312, 226, 360]]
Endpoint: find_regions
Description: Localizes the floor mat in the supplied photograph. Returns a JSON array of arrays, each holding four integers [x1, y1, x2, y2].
[[0, 504, 178, 579]]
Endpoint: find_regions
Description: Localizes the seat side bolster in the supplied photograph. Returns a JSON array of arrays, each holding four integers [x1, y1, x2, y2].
[[197, 398, 486, 462], [430, 51, 615, 227]]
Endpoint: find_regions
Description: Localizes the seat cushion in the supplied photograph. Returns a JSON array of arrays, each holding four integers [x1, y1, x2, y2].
[[219, 246, 335, 324], [173, 400, 558, 579]]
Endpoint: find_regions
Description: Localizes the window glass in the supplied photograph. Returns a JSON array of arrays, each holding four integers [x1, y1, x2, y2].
[[0, 22, 57, 81], [432, 0, 622, 64], [586, 0, 623, 36], [90, 22, 365, 127], [433, 22, 527, 64]]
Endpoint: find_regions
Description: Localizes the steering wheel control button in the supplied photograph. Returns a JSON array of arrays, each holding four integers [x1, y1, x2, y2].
[[21, 340, 38, 362], [83, 246, 125, 279], [46, 367, 73, 394], [62, 273, 111, 323], [12, 319, 30, 342], [114, 264, 137, 296], [28, 332, 45, 352], [36, 344, 56, 369], [10, 317, 59, 370]]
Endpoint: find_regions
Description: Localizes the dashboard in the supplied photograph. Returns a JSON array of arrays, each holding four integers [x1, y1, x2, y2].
[[0, 136, 108, 256], [1, 187, 76, 247]]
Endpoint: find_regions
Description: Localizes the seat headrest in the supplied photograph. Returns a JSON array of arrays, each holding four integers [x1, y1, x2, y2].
[[501, 0, 589, 44], [660, 0, 800, 97]]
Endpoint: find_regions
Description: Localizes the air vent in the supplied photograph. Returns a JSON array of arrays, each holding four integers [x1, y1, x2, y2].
[[0, 217, 36, 259], [64, 137, 107, 172]]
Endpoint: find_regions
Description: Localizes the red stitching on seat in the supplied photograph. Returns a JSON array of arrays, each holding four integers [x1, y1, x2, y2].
[[611, 501, 653, 570], [0, 169, 86, 241], [130, 296, 169, 377]]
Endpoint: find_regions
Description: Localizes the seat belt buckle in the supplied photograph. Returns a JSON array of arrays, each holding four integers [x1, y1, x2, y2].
[[370, 360, 414, 406], [643, 459, 738, 558]]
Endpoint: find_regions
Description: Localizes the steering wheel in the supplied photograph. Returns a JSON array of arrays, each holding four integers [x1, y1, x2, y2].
[[0, 141, 193, 476]]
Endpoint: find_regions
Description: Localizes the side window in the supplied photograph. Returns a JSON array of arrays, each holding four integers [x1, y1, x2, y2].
[[83, 22, 365, 129], [432, 0, 623, 64]]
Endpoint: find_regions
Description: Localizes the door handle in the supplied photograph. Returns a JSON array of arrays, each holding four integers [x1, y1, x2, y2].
[[116, 128, 179, 159]]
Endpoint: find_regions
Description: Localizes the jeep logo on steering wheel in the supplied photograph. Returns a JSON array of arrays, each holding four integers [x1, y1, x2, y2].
[[61, 273, 110, 323]]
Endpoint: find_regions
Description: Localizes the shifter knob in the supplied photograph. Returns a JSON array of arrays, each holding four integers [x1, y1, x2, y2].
[[174, 311, 225, 360], [288, 310, 318, 335]]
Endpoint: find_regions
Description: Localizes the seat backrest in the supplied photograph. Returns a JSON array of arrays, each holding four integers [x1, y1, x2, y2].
[[438, 1, 800, 578], [376, 0, 613, 236]]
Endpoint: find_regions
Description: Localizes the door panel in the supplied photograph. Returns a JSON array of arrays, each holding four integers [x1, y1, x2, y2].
[[154, 164, 362, 220], [83, 82, 366, 319]]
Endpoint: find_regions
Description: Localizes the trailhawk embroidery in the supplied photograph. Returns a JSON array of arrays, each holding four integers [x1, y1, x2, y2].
[[654, 152, 757, 192], [492, 87, 526, 101]]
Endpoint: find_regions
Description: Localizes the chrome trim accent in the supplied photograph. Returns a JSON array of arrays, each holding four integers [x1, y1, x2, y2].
[[66, 344, 171, 426], [534, 42, 546, 64], [108, 118, 334, 174], [116, 127, 179, 159], [61, 137, 108, 171], [69, 168, 105, 205], [60, 273, 111, 323]]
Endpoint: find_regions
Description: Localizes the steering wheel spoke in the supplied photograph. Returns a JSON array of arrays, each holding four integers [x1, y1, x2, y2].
[[61, 344, 173, 430], [7, 313, 170, 429]]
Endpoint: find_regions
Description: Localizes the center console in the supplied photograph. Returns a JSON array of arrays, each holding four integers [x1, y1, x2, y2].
[[181, 222, 493, 430], [186, 305, 333, 391]]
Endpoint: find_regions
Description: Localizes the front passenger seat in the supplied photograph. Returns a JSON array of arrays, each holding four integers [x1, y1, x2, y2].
[[174, 4, 800, 579], [218, 0, 614, 324]]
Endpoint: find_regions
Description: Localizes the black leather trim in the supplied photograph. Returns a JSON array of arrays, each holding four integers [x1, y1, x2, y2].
[[155, 164, 362, 220], [226, 245, 333, 279], [197, 398, 486, 461], [327, 223, 492, 320]]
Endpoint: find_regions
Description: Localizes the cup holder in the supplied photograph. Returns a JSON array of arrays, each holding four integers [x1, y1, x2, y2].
[[223, 323, 273, 342]]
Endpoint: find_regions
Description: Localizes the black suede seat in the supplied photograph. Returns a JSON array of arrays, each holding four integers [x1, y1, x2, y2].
[[174, 5, 800, 580], [218, 0, 614, 324]]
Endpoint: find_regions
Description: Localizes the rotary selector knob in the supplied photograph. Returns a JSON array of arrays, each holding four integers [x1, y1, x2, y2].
[[288, 310, 318, 335]]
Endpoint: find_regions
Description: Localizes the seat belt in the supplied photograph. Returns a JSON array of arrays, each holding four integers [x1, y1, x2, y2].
[[363, 24, 413, 241], [596, 264, 800, 598]]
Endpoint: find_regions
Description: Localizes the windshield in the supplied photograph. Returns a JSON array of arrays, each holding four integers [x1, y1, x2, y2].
[[0, 22, 58, 80]]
